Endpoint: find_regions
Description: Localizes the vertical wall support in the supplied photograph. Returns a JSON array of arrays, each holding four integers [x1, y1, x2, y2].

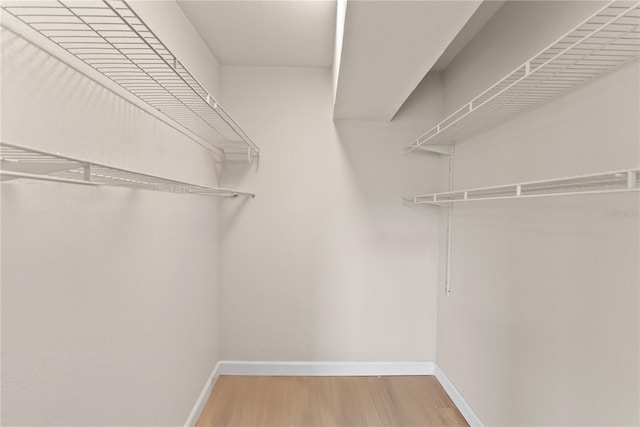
[[627, 171, 637, 188], [444, 144, 456, 297], [83, 163, 92, 182]]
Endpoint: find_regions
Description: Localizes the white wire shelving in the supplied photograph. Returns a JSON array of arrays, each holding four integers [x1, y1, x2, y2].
[[406, 0, 640, 154], [1, 0, 259, 158], [0, 142, 254, 198], [406, 169, 640, 205]]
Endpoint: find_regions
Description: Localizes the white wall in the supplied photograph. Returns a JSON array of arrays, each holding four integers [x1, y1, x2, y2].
[[436, 1, 640, 425], [0, 2, 225, 425], [218, 66, 444, 362], [3, 1, 637, 425]]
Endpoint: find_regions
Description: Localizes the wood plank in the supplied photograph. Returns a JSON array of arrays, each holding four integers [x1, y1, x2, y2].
[[196, 375, 468, 426]]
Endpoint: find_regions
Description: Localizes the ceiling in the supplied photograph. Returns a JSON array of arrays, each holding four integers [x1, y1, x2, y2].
[[178, 1, 337, 67], [178, 0, 501, 122]]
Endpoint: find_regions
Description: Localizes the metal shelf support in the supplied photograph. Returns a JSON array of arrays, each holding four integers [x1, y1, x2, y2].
[[1, 0, 260, 158], [407, 168, 640, 205], [0, 142, 254, 198], [406, 0, 640, 153]]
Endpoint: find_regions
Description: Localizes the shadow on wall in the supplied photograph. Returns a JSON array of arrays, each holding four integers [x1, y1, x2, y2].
[[441, 194, 640, 424], [218, 193, 252, 241], [1, 16, 231, 426], [1, 27, 224, 185], [332, 120, 394, 209], [331, 70, 446, 215], [0, 180, 222, 425], [217, 153, 259, 240], [220, 152, 260, 184]]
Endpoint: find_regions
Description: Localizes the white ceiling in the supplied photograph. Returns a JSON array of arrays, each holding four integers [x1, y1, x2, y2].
[[178, 1, 337, 67], [333, 1, 482, 121]]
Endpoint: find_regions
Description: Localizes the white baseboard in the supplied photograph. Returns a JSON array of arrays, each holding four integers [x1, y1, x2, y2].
[[434, 363, 484, 427], [184, 361, 483, 427], [216, 360, 435, 376], [184, 362, 221, 427]]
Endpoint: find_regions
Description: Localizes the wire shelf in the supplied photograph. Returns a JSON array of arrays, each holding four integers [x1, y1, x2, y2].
[[1, 0, 259, 157], [407, 168, 640, 205], [0, 142, 254, 197], [407, 0, 640, 153]]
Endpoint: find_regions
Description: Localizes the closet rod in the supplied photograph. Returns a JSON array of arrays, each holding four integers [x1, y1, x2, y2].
[[406, 168, 640, 205], [0, 142, 254, 198]]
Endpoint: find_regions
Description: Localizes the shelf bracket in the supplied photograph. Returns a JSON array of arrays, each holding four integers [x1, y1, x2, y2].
[[627, 171, 637, 189], [417, 145, 452, 156], [83, 164, 92, 182]]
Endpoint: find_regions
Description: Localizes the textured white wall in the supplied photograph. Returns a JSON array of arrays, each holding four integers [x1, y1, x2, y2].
[[436, 1, 640, 425], [1, 2, 225, 425], [218, 66, 444, 362]]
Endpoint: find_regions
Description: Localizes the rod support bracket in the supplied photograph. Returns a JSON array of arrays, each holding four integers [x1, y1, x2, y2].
[[83, 163, 92, 182], [627, 171, 637, 189]]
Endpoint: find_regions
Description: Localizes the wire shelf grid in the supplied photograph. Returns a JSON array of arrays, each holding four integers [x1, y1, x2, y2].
[[0, 142, 254, 197], [1, 0, 259, 157], [407, 169, 640, 205], [407, 0, 640, 153]]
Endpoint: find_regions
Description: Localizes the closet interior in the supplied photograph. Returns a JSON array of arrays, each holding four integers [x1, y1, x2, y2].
[[1, 0, 639, 426]]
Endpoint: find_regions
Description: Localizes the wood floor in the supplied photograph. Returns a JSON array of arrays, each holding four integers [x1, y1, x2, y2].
[[196, 375, 468, 426]]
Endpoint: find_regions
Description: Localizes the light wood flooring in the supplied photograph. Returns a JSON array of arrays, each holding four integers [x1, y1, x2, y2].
[[196, 375, 468, 426]]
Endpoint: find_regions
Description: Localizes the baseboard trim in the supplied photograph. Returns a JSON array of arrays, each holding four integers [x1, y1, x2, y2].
[[184, 361, 483, 427], [216, 360, 435, 376], [434, 363, 484, 427], [184, 361, 220, 427]]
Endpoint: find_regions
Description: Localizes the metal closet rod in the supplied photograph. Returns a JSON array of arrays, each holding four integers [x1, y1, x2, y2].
[[0, 141, 254, 198], [406, 168, 640, 205]]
